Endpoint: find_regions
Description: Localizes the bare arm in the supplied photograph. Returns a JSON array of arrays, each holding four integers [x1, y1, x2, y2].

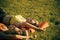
[[19, 22, 40, 30]]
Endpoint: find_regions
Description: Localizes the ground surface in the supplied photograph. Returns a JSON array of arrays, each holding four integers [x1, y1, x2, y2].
[[0, 0, 60, 40]]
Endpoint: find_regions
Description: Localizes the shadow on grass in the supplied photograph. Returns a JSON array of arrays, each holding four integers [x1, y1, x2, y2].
[[52, 26, 60, 40], [0, 8, 6, 23], [51, 1, 60, 40]]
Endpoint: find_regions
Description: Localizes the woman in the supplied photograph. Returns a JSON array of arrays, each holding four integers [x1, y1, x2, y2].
[[0, 23, 31, 40]]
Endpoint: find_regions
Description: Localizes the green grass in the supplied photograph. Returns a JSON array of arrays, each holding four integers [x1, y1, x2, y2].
[[0, 0, 60, 40]]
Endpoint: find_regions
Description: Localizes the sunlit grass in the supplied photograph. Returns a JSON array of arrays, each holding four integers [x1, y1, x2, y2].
[[0, 0, 60, 40]]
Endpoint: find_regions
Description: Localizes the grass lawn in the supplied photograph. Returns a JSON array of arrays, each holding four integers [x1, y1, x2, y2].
[[0, 0, 60, 40]]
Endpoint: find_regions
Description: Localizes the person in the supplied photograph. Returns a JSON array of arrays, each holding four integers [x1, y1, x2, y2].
[[0, 23, 32, 40], [2, 15, 39, 32], [2, 15, 39, 40], [3, 15, 49, 31]]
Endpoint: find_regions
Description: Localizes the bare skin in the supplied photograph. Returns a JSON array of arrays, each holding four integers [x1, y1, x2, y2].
[[0, 23, 31, 40]]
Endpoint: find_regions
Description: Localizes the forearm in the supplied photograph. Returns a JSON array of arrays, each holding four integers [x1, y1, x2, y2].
[[15, 35, 30, 39], [25, 22, 39, 30]]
